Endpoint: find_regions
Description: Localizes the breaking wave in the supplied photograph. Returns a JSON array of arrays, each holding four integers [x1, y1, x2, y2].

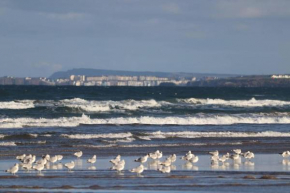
[[62, 131, 290, 140], [1, 113, 290, 128], [73, 142, 244, 149], [59, 98, 166, 112], [61, 132, 133, 139], [178, 97, 290, 107], [0, 100, 35, 109], [3, 97, 290, 112], [0, 142, 17, 146], [0, 98, 167, 112], [142, 131, 290, 139]]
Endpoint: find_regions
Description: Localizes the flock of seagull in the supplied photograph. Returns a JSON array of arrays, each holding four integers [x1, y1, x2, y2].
[[4, 149, 289, 175]]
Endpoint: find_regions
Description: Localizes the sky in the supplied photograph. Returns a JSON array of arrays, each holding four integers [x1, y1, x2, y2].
[[0, 0, 290, 77]]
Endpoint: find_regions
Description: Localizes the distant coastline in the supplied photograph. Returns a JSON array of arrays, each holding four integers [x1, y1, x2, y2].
[[1, 68, 289, 87]]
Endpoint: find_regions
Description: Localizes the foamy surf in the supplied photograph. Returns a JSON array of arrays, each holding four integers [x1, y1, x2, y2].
[[178, 97, 290, 107], [1, 113, 290, 128], [0, 100, 35, 109], [62, 131, 290, 140]]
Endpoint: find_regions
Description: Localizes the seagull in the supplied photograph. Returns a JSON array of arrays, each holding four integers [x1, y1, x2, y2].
[[230, 154, 240, 161], [6, 163, 19, 175], [33, 163, 45, 173], [168, 154, 176, 163], [188, 155, 199, 163], [135, 155, 149, 163], [43, 154, 50, 161], [156, 150, 163, 159], [110, 161, 125, 172], [110, 155, 121, 165], [36, 158, 47, 165], [87, 155, 97, 164], [57, 155, 63, 161], [158, 166, 171, 173], [280, 151, 290, 158], [130, 164, 144, 174], [209, 150, 219, 157], [160, 158, 172, 167], [211, 155, 219, 162], [16, 154, 26, 161], [64, 161, 75, 171], [149, 152, 158, 160], [181, 151, 194, 161], [243, 151, 254, 160], [74, 151, 83, 158], [219, 155, 228, 163], [232, 149, 242, 155], [23, 155, 36, 164], [22, 163, 32, 171], [50, 156, 58, 163]]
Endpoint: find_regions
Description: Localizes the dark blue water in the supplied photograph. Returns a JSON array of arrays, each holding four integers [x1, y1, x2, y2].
[[1, 86, 290, 157]]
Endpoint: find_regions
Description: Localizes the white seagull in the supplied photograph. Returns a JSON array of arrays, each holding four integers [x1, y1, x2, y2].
[[130, 164, 145, 174], [87, 155, 97, 164], [64, 161, 75, 171], [158, 166, 171, 173], [6, 163, 19, 175], [74, 151, 83, 158], [135, 155, 149, 163]]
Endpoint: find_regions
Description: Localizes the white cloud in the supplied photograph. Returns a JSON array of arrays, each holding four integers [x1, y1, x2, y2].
[[42, 12, 84, 20], [162, 3, 181, 14]]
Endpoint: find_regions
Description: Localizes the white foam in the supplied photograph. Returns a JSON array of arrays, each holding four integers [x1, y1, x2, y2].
[[73, 142, 242, 148], [1, 113, 290, 128], [0, 142, 16, 146], [61, 132, 133, 139], [0, 134, 5, 138], [143, 130, 290, 139], [178, 97, 290, 107], [29, 134, 38, 138], [60, 98, 165, 112], [0, 100, 35, 109]]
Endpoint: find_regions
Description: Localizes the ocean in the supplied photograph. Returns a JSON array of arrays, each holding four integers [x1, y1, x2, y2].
[[1, 86, 290, 192]]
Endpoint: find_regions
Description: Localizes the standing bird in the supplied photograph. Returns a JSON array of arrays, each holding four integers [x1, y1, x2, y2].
[[110, 155, 121, 165], [130, 164, 145, 174], [87, 155, 97, 164], [232, 149, 242, 155], [160, 158, 172, 167], [50, 155, 58, 163], [158, 166, 171, 173], [188, 155, 199, 163], [243, 151, 255, 160], [56, 155, 63, 161], [134, 155, 149, 164], [110, 161, 125, 172], [168, 154, 177, 163], [64, 161, 75, 171], [74, 151, 83, 158], [33, 163, 45, 173], [6, 163, 19, 175], [280, 151, 290, 158], [209, 150, 219, 157]]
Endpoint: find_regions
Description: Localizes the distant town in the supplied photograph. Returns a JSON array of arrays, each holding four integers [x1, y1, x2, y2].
[[0, 70, 289, 87], [0, 75, 197, 86]]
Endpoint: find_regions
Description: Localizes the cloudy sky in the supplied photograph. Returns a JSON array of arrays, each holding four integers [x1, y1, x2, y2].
[[1, 0, 290, 77]]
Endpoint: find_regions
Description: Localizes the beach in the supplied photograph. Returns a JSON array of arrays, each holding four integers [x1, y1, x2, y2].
[[1, 86, 290, 192]]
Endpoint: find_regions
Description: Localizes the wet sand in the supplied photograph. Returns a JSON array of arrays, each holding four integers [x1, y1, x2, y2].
[[1, 154, 290, 192]]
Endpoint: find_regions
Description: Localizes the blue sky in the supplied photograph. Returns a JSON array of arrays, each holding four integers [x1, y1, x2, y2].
[[1, 0, 290, 77]]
